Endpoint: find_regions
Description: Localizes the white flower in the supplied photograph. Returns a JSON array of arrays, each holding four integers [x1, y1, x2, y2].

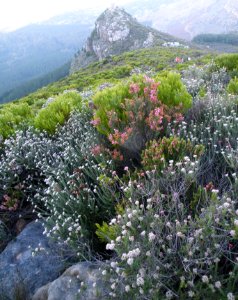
[[111, 283, 116, 290], [227, 292, 235, 300], [137, 277, 144, 286], [202, 275, 209, 283], [148, 232, 156, 242], [176, 232, 185, 238], [166, 290, 173, 299], [110, 262, 117, 268], [106, 242, 115, 250], [188, 291, 195, 297], [127, 258, 134, 265], [125, 285, 130, 292], [102, 270, 107, 275], [146, 251, 151, 257], [116, 236, 121, 242], [140, 230, 146, 236], [110, 218, 117, 225], [215, 281, 221, 289], [126, 221, 132, 227], [234, 220, 238, 226], [230, 230, 236, 237]]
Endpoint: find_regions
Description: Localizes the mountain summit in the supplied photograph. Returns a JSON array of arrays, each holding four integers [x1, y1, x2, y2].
[[70, 6, 182, 73]]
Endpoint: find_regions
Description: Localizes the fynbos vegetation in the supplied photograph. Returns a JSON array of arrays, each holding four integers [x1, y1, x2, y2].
[[1, 44, 238, 299]]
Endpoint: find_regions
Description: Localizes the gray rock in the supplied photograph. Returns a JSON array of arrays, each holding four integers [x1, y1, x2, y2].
[[0, 221, 67, 300], [33, 262, 109, 300]]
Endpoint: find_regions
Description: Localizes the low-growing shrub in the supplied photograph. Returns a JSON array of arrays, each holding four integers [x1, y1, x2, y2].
[[0, 103, 33, 139], [102, 159, 238, 299], [34, 92, 82, 134], [215, 53, 238, 75], [141, 137, 204, 171]]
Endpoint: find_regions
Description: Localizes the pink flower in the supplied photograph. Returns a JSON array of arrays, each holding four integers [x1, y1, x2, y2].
[[91, 145, 102, 156], [144, 75, 154, 83], [90, 118, 100, 126], [129, 83, 140, 94]]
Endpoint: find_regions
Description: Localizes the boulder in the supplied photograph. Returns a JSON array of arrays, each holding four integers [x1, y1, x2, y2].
[[0, 221, 67, 300], [33, 262, 109, 300]]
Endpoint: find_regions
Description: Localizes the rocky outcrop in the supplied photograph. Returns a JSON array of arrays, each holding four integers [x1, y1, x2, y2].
[[33, 262, 109, 300], [70, 6, 179, 73], [0, 221, 67, 300]]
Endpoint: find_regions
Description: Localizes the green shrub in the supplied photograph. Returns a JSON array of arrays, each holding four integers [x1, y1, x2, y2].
[[215, 53, 238, 73], [155, 72, 192, 109], [92, 82, 131, 135], [0, 103, 33, 139], [34, 92, 82, 134], [227, 77, 238, 95]]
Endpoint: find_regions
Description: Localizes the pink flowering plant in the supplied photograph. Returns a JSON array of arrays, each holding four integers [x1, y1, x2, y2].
[[91, 73, 191, 158]]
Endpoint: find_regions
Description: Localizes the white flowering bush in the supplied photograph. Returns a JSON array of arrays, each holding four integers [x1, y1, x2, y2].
[[182, 63, 229, 98], [30, 111, 119, 258], [102, 160, 238, 299], [168, 91, 238, 192]]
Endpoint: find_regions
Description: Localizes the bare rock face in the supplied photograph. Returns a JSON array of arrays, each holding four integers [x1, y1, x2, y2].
[[0, 221, 67, 300], [32, 262, 109, 300], [70, 6, 178, 73]]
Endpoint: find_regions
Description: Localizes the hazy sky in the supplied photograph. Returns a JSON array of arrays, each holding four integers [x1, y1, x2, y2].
[[0, 0, 134, 31]]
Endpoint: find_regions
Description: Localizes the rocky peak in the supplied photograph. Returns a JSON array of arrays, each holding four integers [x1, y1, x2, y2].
[[70, 7, 179, 73], [94, 6, 133, 43]]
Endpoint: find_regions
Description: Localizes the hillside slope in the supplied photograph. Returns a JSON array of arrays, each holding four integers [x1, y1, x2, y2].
[[0, 23, 90, 101]]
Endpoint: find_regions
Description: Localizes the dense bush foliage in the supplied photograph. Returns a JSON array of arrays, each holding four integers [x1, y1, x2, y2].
[[92, 73, 191, 163], [0, 102, 33, 139], [34, 91, 82, 134], [227, 77, 238, 95], [155, 72, 192, 109], [215, 54, 238, 77]]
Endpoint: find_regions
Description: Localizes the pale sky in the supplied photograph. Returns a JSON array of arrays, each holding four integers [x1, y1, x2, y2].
[[0, 0, 135, 32]]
